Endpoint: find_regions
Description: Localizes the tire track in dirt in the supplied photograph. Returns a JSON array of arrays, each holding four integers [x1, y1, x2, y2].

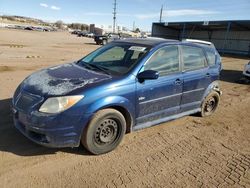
[[1, 99, 249, 188], [0, 30, 250, 188]]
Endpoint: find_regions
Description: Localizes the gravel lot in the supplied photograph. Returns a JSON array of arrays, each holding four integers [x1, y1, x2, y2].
[[0, 29, 250, 188]]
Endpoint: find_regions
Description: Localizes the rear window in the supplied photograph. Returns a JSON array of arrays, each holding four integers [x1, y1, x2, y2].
[[206, 51, 216, 66], [182, 46, 207, 71]]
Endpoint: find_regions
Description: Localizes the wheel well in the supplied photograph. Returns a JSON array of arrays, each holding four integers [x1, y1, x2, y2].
[[107, 106, 133, 133]]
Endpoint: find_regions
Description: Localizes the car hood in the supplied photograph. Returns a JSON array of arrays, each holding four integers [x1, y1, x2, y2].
[[22, 63, 112, 96]]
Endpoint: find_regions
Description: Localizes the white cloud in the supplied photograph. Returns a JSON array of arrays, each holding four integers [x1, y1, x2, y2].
[[136, 9, 219, 20], [40, 3, 48, 8], [40, 3, 61, 10], [166, 9, 219, 17], [51, 5, 61, 10]]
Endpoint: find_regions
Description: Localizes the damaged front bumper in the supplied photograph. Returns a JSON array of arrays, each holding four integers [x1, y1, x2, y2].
[[213, 86, 222, 95], [212, 81, 222, 96], [12, 103, 91, 148]]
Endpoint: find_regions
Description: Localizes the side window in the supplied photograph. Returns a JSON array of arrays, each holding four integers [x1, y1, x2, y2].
[[144, 45, 179, 76], [206, 50, 216, 67], [93, 46, 126, 62], [182, 46, 207, 71]]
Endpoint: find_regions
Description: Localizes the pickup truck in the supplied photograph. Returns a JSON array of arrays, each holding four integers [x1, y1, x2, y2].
[[94, 33, 121, 45]]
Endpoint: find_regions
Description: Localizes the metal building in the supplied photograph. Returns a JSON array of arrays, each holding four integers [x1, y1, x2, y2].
[[152, 20, 250, 56]]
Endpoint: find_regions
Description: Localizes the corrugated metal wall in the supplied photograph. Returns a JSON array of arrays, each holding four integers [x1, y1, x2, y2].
[[152, 23, 250, 56], [152, 24, 179, 39]]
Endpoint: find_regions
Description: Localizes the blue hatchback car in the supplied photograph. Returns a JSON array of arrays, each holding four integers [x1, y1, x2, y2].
[[12, 38, 222, 154]]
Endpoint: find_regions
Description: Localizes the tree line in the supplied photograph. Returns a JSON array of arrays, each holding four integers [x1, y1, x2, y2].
[[55, 20, 89, 31]]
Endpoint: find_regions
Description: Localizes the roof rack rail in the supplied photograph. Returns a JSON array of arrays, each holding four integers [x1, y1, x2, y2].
[[183, 39, 213, 46], [146, 37, 165, 40]]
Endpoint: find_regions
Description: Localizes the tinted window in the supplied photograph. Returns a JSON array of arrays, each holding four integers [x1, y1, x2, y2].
[[144, 45, 179, 76], [182, 46, 206, 71], [206, 50, 216, 66]]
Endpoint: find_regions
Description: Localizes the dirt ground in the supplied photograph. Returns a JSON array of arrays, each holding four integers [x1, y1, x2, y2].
[[0, 29, 250, 188]]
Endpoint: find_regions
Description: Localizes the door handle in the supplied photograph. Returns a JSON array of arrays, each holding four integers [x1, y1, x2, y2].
[[206, 73, 211, 78], [175, 79, 182, 85]]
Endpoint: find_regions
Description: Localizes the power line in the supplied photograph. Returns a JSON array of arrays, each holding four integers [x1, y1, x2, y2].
[[113, 0, 117, 33]]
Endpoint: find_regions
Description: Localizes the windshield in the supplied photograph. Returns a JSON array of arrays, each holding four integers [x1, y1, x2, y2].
[[77, 43, 150, 75]]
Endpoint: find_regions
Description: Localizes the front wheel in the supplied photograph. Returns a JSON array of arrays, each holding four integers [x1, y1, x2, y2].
[[200, 91, 220, 117], [81, 109, 126, 155], [102, 40, 107, 45]]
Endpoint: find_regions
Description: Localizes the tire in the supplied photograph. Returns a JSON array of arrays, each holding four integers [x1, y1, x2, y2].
[[102, 40, 107, 45], [200, 91, 220, 117], [81, 109, 126, 155]]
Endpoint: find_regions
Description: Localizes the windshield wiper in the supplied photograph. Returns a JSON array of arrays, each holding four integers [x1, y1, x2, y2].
[[84, 62, 111, 75]]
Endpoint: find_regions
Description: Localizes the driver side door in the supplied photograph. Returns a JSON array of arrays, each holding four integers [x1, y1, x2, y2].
[[135, 45, 183, 129]]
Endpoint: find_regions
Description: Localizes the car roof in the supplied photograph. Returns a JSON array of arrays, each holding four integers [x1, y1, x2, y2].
[[113, 38, 178, 47], [112, 37, 215, 50]]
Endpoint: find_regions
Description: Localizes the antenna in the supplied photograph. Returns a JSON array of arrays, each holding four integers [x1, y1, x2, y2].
[[113, 0, 117, 33], [159, 5, 163, 23]]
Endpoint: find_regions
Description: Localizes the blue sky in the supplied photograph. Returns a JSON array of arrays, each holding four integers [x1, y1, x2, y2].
[[0, 0, 250, 31]]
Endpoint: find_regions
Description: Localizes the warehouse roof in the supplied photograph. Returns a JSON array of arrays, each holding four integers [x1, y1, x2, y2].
[[153, 20, 250, 31]]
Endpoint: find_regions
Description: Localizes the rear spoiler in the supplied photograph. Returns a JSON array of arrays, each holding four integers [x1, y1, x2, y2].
[[182, 39, 214, 47]]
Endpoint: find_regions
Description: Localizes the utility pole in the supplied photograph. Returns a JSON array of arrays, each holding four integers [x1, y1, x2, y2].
[[133, 21, 135, 31], [113, 0, 117, 33], [159, 5, 163, 23]]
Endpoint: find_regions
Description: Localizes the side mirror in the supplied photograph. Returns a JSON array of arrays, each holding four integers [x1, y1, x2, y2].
[[137, 70, 159, 82]]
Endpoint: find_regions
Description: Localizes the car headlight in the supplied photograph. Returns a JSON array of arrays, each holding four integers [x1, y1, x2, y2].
[[39, 95, 84, 113]]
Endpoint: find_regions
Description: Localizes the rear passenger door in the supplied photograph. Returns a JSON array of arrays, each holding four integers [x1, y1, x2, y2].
[[180, 45, 211, 112]]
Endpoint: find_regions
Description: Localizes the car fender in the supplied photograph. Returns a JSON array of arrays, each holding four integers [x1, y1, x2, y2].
[[85, 95, 135, 122], [202, 81, 222, 101]]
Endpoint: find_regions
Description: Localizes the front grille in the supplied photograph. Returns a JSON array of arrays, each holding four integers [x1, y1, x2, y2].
[[246, 69, 250, 74], [15, 93, 42, 111]]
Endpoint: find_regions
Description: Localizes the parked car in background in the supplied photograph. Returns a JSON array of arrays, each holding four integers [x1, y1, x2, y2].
[[71, 30, 81, 35], [43, 27, 51, 32], [24, 26, 48, 31], [86, 33, 95, 38], [94, 33, 121, 45], [24, 26, 34, 31], [243, 61, 250, 79], [77, 31, 88, 37], [12, 38, 222, 155]]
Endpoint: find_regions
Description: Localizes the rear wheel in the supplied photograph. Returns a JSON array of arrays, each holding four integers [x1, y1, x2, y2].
[[200, 91, 220, 117], [81, 109, 126, 155]]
